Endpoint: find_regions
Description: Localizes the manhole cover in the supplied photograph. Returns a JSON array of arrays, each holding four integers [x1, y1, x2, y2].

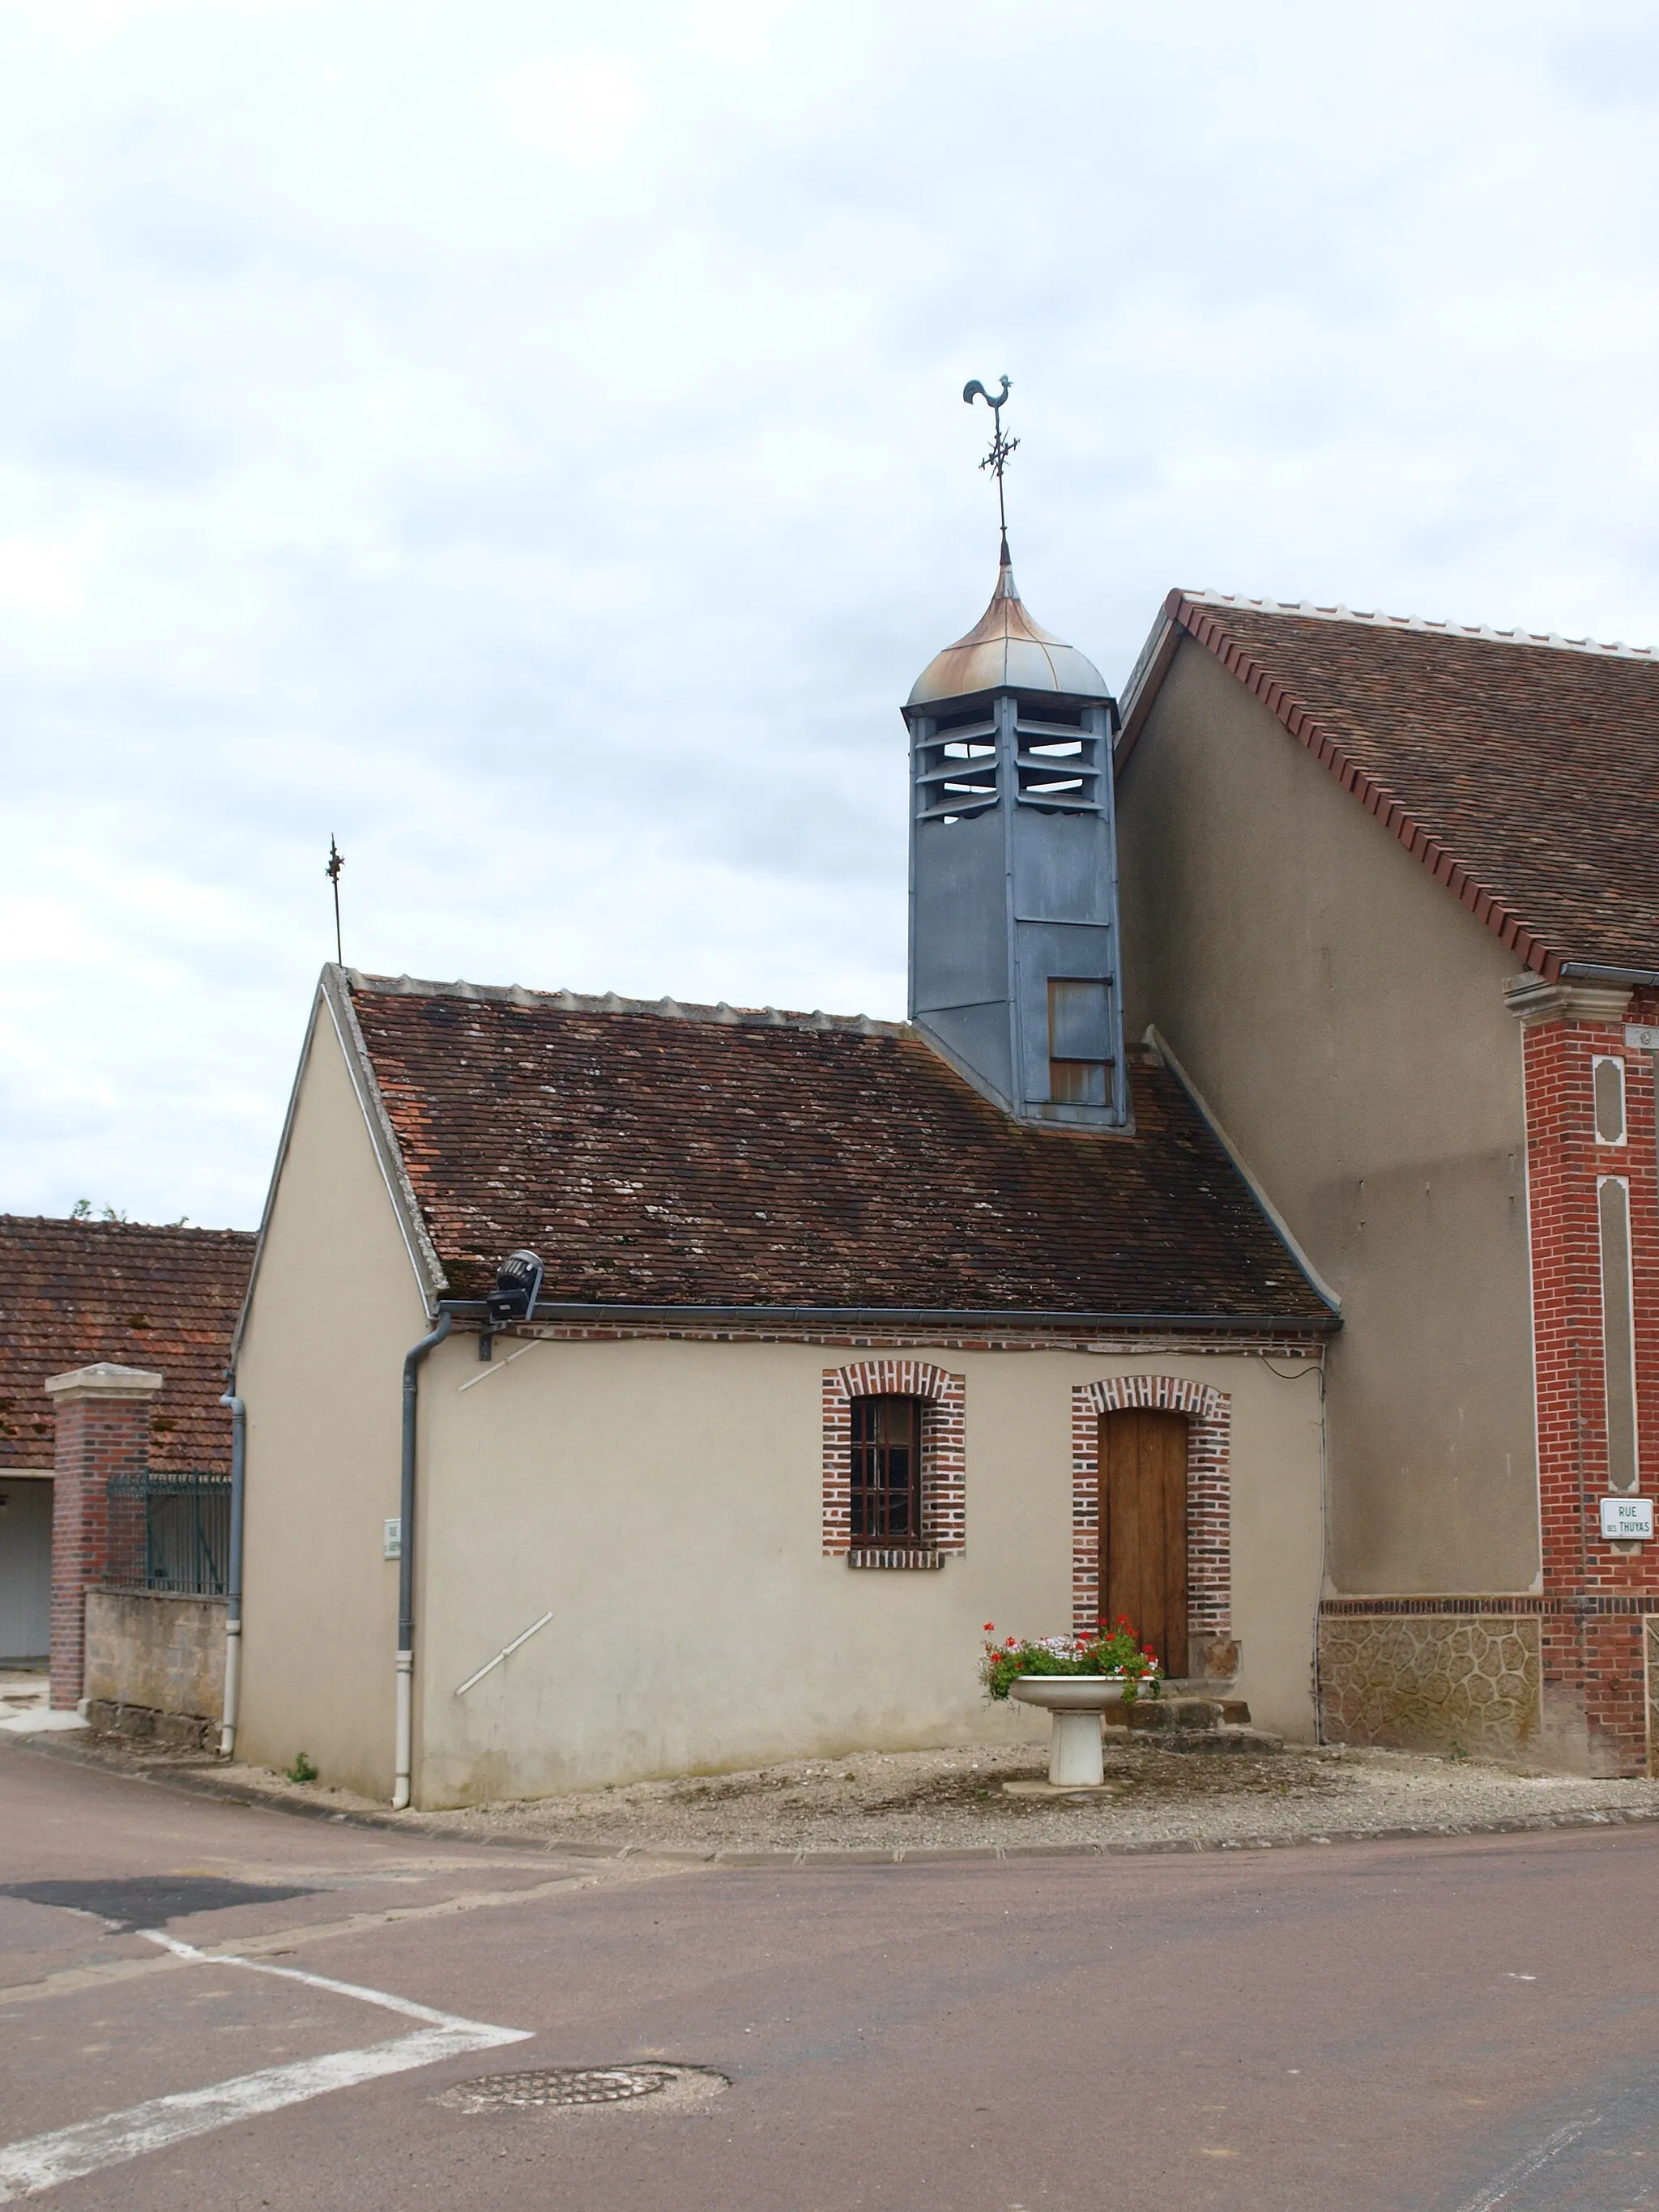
[[439, 2065, 724, 2114]]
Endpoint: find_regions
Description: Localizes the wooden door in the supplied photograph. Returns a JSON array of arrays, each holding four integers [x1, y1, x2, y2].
[[1099, 1410, 1188, 1678]]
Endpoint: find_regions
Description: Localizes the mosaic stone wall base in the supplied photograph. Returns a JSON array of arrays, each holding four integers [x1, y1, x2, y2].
[[1318, 1613, 1542, 1759]]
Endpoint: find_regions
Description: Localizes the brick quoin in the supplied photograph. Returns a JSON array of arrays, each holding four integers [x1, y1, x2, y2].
[[45, 1364, 163, 1710], [1523, 993, 1659, 1772]]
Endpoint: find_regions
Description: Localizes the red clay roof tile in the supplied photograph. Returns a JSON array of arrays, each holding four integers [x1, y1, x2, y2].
[[1137, 595, 1659, 977], [348, 977, 1331, 1326], [0, 1218, 254, 1473]]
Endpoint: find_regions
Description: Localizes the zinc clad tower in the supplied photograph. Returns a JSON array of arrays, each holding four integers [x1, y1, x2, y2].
[[906, 539, 1128, 1127]]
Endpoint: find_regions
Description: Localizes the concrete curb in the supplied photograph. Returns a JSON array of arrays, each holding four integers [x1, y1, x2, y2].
[[15, 1728, 1659, 1867]]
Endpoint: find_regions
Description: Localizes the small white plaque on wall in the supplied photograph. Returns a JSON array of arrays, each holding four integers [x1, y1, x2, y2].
[[1624, 1025, 1659, 1053], [1600, 1496, 1653, 1541], [383, 1516, 403, 1559]]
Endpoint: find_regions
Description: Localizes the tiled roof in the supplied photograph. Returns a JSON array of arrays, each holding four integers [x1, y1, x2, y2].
[[345, 974, 1333, 1327], [0, 1218, 254, 1473], [1121, 591, 1659, 978]]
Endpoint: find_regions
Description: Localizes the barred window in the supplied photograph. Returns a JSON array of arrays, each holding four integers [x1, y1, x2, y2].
[[850, 1396, 923, 1545]]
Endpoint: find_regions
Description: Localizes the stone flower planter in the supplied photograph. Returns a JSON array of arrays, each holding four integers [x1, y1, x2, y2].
[[1009, 1676, 1132, 1787]]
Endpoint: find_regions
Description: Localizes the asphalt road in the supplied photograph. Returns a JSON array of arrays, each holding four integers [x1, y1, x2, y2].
[[2, 1738, 1658, 2211]]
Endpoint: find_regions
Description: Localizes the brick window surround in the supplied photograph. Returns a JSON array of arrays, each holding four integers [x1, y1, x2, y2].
[[1070, 1375, 1232, 1656], [822, 1360, 966, 1564]]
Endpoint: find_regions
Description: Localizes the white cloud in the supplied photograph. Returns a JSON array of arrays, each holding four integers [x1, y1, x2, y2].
[[2, 0, 1657, 1222]]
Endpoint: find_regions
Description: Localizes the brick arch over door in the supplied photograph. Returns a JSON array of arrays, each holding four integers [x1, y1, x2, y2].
[[822, 1360, 966, 1556], [1071, 1376, 1231, 1647]]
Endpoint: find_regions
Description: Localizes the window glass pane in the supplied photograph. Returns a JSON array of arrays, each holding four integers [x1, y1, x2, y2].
[[850, 1396, 923, 1544]]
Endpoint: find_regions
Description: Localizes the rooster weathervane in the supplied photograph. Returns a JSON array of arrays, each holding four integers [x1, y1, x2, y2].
[[963, 374, 1017, 553]]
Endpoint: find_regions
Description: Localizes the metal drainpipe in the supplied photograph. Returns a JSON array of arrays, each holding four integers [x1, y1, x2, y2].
[[394, 1310, 453, 1811], [218, 1385, 246, 1758]]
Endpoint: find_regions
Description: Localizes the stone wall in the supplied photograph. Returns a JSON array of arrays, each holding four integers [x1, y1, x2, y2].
[[1318, 1609, 1542, 1760], [84, 1588, 224, 1747]]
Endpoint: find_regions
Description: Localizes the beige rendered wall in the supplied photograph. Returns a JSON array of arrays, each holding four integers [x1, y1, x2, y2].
[[1117, 640, 1537, 1594], [412, 1338, 1322, 1806], [235, 1002, 428, 1797]]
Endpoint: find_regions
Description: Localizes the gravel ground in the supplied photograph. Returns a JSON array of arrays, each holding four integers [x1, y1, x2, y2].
[[114, 1736, 1659, 1858]]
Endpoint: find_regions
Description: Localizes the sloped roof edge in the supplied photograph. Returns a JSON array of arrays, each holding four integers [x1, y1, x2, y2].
[[229, 968, 447, 1363], [342, 970, 911, 1038], [1115, 589, 1617, 985]]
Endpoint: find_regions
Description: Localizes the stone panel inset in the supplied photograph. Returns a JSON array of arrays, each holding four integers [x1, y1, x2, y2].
[[1318, 1612, 1542, 1759]]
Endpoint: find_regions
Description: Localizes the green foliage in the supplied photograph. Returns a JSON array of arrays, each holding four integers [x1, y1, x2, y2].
[[285, 1750, 319, 1784], [981, 1620, 1162, 1704], [70, 1200, 91, 1220]]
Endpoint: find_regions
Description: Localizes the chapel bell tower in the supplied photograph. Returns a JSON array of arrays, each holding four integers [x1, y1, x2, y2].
[[904, 380, 1128, 1128]]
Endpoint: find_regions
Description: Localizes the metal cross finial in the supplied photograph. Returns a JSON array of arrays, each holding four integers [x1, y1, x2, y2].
[[963, 375, 1018, 555], [326, 835, 345, 965]]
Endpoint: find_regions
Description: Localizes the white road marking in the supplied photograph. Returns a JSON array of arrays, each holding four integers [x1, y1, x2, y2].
[[139, 1929, 514, 2026], [1449, 2114, 1600, 2212], [0, 1858, 673, 2013], [0, 1929, 530, 2201]]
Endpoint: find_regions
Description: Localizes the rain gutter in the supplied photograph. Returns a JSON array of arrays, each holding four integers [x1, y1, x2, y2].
[[394, 1307, 454, 1812], [429, 1299, 1338, 1335], [1560, 962, 1659, 989]]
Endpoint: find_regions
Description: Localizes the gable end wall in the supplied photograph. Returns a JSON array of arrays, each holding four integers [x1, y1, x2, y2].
[[1116, 637, 1537, 1594], [235, 1000, 429, 1797]]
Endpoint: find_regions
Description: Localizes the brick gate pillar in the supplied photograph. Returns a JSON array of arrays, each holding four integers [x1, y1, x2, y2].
[[45, 1363, 164, 1711]]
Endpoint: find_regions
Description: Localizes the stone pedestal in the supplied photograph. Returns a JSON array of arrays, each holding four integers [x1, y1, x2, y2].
[[1009, 1677, 1131, 1786]]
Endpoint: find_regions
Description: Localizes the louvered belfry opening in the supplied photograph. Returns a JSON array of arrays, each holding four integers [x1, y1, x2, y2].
[[849, 1396, 923, 1545], [904, 555, 1128, 1129]]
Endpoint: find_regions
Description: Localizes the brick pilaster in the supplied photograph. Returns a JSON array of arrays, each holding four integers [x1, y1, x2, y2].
[[1512, 976, 1659, 1773], [45, 1363, 164, 1710]]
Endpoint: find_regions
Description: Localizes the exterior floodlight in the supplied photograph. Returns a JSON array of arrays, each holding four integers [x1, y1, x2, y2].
[[488, 1250, 544, 1328]]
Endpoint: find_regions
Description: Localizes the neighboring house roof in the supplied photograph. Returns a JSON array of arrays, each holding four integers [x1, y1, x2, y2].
[[0, 1217, 254, 1473], [1120, 592, 1659, 981], [335, 970, 1333, 1328]]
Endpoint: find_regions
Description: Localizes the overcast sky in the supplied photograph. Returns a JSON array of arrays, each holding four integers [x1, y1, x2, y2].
[[2, 0, 1657, 1229]]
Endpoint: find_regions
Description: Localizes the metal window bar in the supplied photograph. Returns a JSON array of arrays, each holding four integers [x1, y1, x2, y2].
[[849, 1396, 923, 1545], [104, 1473, 232, 1596]]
